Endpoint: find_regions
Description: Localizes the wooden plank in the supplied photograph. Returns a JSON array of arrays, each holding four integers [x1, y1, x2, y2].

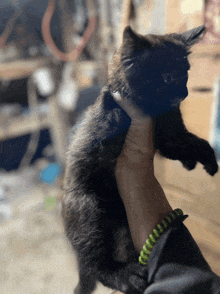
[[0, 112, 50, 140], [0, 58, 48, 81]]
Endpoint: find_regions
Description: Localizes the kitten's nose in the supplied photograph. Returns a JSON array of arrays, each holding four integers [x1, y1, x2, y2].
[[175, 74, 188, 85]]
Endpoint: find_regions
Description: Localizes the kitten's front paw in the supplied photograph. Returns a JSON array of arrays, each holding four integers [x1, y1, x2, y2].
[[182, 159, 197, 171], [203, 158, 218, 176], [158, 134, 218, 176], [183, 145, 219, 176], [181, 140, 218, 176], [194, 139, 218, 176]]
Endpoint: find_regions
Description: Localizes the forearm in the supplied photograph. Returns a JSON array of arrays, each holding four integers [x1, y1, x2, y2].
[[115, 156, 172, 253]]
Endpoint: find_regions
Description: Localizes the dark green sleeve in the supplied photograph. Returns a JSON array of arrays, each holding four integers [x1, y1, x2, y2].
[[144, 220, 220, 294]]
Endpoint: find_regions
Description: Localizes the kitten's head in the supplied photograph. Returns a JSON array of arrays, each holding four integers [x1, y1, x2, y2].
[[108, 25, 205, 116]]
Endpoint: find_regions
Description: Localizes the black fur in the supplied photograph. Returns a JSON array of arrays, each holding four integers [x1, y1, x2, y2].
[[62, 26, 218, 294]]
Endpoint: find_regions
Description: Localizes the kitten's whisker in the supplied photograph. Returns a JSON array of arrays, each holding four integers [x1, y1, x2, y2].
[[122, 57, 135, 63], [124, 63, 134, 71]]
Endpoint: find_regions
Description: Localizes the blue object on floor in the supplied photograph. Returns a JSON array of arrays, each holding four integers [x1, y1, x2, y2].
[[40, 162, 62, 185]]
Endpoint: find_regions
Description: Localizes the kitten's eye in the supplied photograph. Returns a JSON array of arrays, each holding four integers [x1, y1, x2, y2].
[[162, 73, 172, 84]]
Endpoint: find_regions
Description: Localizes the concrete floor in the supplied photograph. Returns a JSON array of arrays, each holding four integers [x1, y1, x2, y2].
[[0, 168, 114, 294]]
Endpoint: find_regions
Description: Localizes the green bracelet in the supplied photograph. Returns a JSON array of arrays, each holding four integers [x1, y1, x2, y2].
[[138, 208, 184, 265]]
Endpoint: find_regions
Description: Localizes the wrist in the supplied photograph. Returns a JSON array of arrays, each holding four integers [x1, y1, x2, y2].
[[139, 208, 185, 265]]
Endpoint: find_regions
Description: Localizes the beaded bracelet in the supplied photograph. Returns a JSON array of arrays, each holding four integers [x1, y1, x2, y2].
[[139, 208, 184, 265]]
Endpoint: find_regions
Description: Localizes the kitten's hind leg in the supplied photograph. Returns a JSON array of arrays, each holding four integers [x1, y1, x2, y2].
[[97, 262, 149, 294], [74, 269, 96, 294]]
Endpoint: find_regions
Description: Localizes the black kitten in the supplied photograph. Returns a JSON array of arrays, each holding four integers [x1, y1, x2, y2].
[[62, 26, 218, 294]]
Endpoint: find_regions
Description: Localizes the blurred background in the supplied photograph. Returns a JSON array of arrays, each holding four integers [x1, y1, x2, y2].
[[1, 0, 220, 293]]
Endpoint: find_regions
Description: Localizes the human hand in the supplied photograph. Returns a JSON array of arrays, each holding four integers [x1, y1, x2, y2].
[[114, 94, 172, 252]]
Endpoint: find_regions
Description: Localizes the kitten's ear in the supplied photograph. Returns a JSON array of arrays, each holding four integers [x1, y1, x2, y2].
[[123, 26, 140, 45], [181, 25, 206, 47], [122, 26, 151, 51]]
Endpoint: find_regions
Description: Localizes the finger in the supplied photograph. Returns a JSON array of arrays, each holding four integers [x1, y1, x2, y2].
[[112, 91, 145, 120]]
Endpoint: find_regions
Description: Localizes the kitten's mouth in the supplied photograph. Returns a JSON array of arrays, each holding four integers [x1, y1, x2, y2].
[[153, 91, 187, 109], [153, 96, 186, 108], [170, 97, 185, 107]]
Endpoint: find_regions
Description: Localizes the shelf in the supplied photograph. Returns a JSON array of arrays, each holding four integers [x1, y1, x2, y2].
[[0, 58, 48, 81], [0, 112, 50, 140]]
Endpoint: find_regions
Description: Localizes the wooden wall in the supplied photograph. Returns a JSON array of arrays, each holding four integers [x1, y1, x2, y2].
[[153, 0, 220, 275]]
